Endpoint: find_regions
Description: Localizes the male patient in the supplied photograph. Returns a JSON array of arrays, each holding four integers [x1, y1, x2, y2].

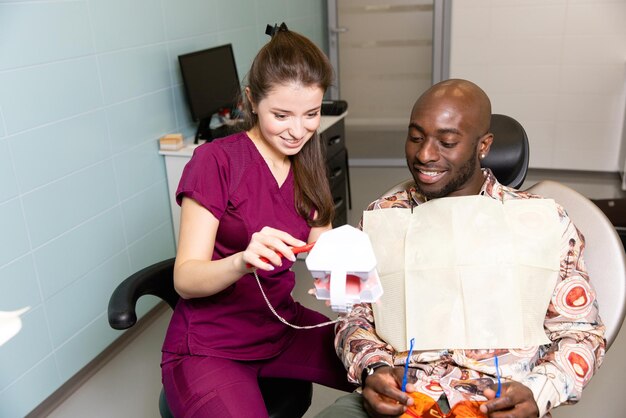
[[316, 79, 605, 418]]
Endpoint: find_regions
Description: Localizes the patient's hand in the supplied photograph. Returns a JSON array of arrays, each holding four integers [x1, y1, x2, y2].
[[362, 366, 414, 418], [480, 381, 539, 417]]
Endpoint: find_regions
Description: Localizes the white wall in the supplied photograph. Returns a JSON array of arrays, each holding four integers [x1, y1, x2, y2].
[[450, 0, 626, 172]]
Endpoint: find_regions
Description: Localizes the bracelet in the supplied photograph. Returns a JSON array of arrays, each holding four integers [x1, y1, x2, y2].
[[360, 362, 391, 387]]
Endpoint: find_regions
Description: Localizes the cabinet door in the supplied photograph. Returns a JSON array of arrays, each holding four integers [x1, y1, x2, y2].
[[327, 148, 348, 192], [327, 148, 348, 227], [321, 119, 345, 159], [331, 177, 348, 227]]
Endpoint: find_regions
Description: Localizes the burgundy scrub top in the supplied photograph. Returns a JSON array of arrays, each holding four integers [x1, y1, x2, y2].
[[162, 132, 312, 360]]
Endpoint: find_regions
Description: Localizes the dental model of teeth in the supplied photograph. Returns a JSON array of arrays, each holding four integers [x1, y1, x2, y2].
[[305, 225, 383, 313]]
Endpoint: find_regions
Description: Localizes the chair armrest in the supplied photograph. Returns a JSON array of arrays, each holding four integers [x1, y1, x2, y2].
[[108, 258, 178, 330]]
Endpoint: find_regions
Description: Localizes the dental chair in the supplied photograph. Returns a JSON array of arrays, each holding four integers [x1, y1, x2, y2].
[[525, 181, 626, 349], [108, 259, 313, 418]]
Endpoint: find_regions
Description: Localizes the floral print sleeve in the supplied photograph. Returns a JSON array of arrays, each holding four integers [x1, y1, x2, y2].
[[334, 303, 394, 385], [338, 189, 415, 384]]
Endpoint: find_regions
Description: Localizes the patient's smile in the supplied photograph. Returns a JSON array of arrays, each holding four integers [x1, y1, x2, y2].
[[416, 168, 446, 184]]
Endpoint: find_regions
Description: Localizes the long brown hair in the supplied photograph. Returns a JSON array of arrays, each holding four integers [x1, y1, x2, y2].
[[241, 24, 335, 227]]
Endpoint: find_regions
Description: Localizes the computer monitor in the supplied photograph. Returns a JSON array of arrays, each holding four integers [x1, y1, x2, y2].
[[178, 44, 241, 142]]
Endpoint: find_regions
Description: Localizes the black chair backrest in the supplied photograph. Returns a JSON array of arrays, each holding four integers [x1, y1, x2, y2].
[[482, 114, 529, 189]]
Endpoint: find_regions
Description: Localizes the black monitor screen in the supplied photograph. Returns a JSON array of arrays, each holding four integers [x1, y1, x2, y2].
[[178, 44, 241, 122]]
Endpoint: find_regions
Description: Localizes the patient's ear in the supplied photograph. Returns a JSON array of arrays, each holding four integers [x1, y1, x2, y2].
[[478, 132, 494, 157]]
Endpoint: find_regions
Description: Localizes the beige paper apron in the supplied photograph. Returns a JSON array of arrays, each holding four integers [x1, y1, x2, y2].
[[363, 195, 560, 352]]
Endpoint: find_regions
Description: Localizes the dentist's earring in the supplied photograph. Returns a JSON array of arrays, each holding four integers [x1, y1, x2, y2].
[[480, 153, 486, 159]]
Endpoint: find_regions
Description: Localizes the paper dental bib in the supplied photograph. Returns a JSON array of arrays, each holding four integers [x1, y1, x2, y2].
[[363, 195, 560, 352]]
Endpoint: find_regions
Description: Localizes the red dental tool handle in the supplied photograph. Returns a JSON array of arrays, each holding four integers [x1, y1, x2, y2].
[[246, 242, 316, 268]]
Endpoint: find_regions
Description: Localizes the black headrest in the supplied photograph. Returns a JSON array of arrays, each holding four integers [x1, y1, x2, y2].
[[482, 114, 529, 189]]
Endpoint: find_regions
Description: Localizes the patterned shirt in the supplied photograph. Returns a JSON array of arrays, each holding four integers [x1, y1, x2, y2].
[[336, 169, 605, 417]]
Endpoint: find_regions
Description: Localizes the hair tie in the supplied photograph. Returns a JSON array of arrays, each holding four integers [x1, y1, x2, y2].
[[265, 22, 289, 37]]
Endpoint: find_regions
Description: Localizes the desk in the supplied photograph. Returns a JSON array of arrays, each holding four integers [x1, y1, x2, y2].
[[160, 113, 349, 245]]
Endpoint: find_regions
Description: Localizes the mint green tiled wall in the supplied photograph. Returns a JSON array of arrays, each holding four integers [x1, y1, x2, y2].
[[0, 0, 328, 416]]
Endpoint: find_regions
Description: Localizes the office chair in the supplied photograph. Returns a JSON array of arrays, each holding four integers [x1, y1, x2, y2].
[[108, 258, 313, 418], [383, 113, 530, 195]]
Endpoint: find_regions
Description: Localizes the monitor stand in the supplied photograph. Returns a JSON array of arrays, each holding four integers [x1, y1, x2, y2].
[[194, 117, 214, 144], [194, 116, 241, 144]]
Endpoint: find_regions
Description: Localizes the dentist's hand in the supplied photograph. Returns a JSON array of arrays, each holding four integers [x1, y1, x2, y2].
[[242, 227, 305, 271]]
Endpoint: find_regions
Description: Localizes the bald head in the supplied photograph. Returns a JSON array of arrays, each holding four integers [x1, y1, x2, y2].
[[405, 79, 494, 198], [413, 79, 492, 135]]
